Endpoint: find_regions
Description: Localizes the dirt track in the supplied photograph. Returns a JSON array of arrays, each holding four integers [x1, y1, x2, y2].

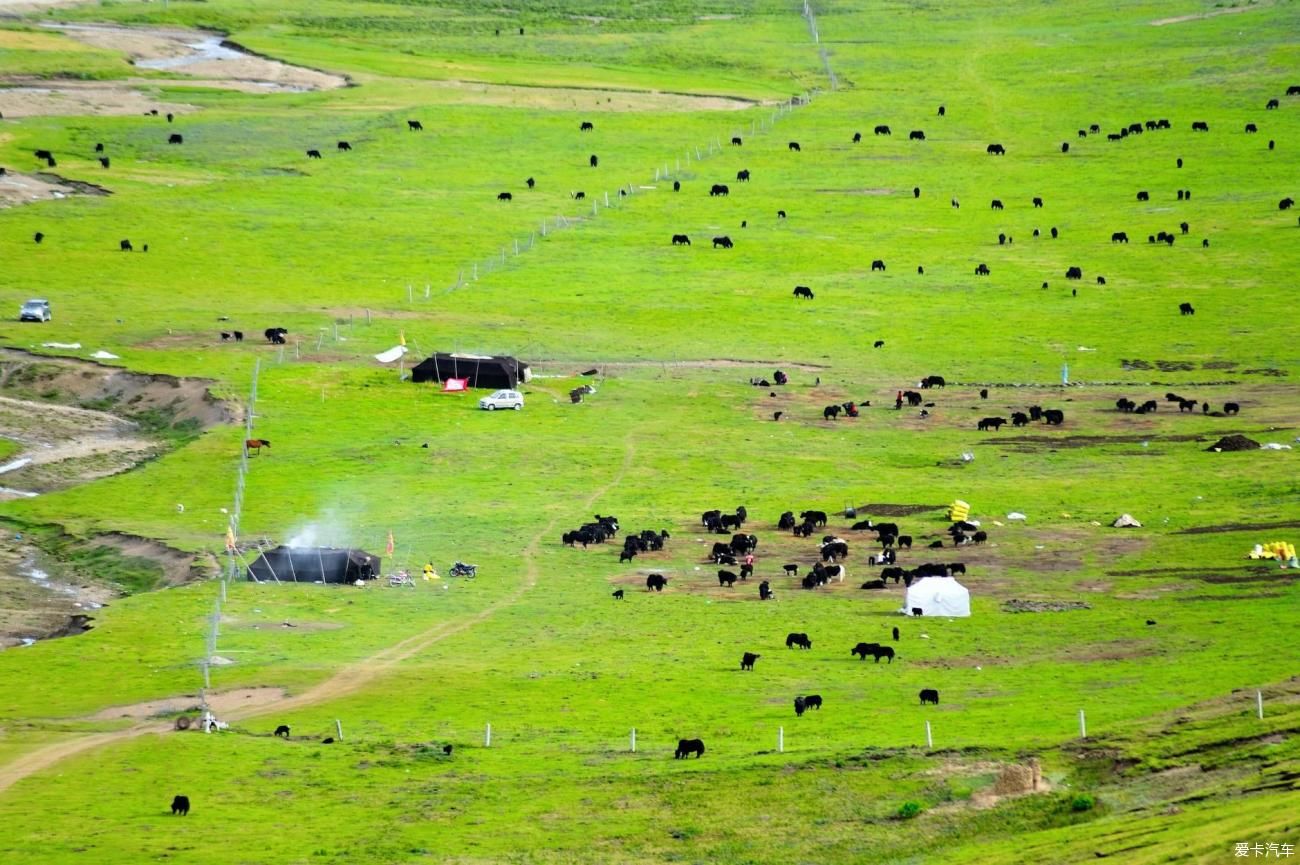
[[0, 435, 637, 796]]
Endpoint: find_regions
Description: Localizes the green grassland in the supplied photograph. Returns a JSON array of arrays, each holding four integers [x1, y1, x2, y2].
[[0, 0, 1298, 862]]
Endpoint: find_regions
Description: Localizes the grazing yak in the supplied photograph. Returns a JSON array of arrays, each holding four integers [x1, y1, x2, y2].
[[987, 143, 1005, 155], [612, 589, 624, 599], [919, 689, 940, 705], [736, 169, 750, 182], [741, 652, 760, 670], [875, 125, 891, 135], [274, 725, 290, 738], [786, 632, 812, 650], [407, 120, 423, 131], [978, 416, 1007, 431], [793, 285, 814, 299], [712, 236, 733, 249], [672, 234, 691, 246], [646, 573, 668, 592], [794, 695, 822, 716], [909, 130, 926, 140], [709, 183, 730, 197], [675, 738, 705, 759], [852, 642, 880, 660], [171, 795, 190, 816]]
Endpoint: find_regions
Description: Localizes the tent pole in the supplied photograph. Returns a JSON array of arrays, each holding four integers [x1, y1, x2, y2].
[[317, 547, 327, 583], [286, 549, 298, 583]]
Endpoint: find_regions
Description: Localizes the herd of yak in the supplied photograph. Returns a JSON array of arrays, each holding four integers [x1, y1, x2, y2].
[[563, 505, 965, 760]]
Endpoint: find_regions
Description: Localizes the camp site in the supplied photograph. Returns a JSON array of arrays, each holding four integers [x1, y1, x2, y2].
[[0, 0, 1297, 862]]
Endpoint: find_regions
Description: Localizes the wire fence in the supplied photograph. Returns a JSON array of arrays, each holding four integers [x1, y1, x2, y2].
[[396, 90, 817, 305]]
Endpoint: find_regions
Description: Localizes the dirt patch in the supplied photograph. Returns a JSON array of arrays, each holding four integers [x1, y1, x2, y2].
[[398, 77, 762, 112], [0, 348, 235, 430], [984, 432, 1209, 452], [1106, 565, 1287, 584], [88, 686, 288, 722], [1002, 599, 1091, 613], [1062, 641, 1160, 663], [226, 619, 344, 633], [0, 80, 196, 119], [1177, 520, 1300, 535], [1152, 4, 1266, 26], [0, 169, 111, 209], [45, 23, 347, 91], [855, 503, 945, 517], [1176, 592, 1284, 602], [534, 358, 831, 375], [0, 538, 115, 649], [92, 532, 207, 586], [815, 188, 894, 195]]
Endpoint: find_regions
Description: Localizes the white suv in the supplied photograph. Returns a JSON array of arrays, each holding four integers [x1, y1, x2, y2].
[[19, 299, 51, 322], [478, 389, 523, 411]]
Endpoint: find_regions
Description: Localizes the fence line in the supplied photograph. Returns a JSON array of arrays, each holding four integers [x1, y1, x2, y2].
[[200, 686, 1277, 754], [408, 90, 815, 303], [803, 0, 837, 90]]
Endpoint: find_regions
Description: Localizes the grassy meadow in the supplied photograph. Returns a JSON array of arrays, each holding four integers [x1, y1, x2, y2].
[[0, 0, 1298, 862]]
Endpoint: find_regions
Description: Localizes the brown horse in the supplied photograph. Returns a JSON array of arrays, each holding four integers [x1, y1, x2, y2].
[[245, 439, 271, 456]]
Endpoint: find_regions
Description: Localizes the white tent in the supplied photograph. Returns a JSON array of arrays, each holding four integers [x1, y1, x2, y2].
[[903, 577, 971, 617]]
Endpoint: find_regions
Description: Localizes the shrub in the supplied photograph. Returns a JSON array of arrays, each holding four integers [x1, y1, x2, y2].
[[897, 801, 923, 820], [1071, 794, 1096, 812]]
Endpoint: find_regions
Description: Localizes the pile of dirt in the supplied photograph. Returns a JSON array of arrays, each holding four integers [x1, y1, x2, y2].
[[1206, 434, 1260, 452], [1002, 599, 1092, 613]]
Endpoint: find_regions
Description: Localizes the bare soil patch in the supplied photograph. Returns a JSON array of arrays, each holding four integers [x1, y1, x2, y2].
[[855, 503, 944, 517], [815, 187, 894, 195], [1107, 565, 1296, 585], [1151, 4, 1265, 26], [1177, 520, 1300, 535], [404, 78, 761, 112], [1002, 599, 1091, 613], [0, 169, 110, 209], [0, 79, 195, 119], [88, 687, 288, 722], [46, 23, 346, 91], [0, 21, 346, 116], [535, 358, 830, 375]]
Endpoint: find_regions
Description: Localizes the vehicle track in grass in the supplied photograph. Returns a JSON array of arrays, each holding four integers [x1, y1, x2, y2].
[[0, 434, 638, 795]]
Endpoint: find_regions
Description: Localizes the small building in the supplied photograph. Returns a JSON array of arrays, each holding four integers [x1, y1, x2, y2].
[[411, 353, 531, 389], [247, 546, 380, 584]]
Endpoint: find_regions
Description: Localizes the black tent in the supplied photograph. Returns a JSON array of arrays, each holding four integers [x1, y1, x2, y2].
[[410, 353, 531, 389], [246, 546, 381, 584]]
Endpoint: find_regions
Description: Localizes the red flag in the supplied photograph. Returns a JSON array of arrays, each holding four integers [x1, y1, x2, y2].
[[386, 530, 395, 556]]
